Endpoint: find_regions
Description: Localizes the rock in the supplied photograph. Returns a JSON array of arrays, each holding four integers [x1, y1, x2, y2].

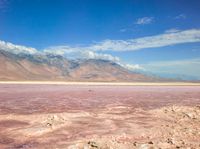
[[88, 141, 98, 148], [133, 141, 137, 146], [167, 138, 173, 144], [46, 123, 52, 127], [148, 141, 153, 144]]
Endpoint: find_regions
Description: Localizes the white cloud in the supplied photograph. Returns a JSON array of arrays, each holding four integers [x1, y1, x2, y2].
[[5, 29, 199, 55], [44, 46, 78, 55], [135, 17, 154, 25], [43, 29, 200, 53], [174, 14, 186, 19], [165, 28, 180, 33], [81, 51, 144, 71], [81, 50, 120, 62], [90, 29, 200, 51], [44, 46, 119, 61], [0, 40, 38, 54], [122, 64, 144, 71]]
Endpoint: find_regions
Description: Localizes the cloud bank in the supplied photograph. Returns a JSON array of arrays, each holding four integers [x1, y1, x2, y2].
[[0, 40, 37, 54], [44, 29, 200, 53], [81, 51, 120, 62], [122, 64, 144, 71], [90, 29, 200, 51]]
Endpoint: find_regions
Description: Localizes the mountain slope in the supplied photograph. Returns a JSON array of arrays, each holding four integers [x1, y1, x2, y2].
[[0, 50, 63, 80], [68, 59, 155, 82], [0, 49, 158, 82]]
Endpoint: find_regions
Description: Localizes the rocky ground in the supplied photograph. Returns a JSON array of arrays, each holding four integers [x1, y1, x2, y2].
[[0, 85, 200, 149], [68, 106, 200, 149]]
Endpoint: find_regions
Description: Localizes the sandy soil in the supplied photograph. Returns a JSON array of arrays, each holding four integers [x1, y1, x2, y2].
[[0, 84, 200, 149]]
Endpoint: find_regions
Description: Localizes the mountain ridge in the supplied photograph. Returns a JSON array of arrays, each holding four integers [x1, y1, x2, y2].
[[0, 49, 161, 82]]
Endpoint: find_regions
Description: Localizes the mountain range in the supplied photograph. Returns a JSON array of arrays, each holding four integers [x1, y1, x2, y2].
[[0, 48, 161, 82]]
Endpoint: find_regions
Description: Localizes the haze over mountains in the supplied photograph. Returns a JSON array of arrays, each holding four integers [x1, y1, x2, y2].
[[0, 45, 158, 82]]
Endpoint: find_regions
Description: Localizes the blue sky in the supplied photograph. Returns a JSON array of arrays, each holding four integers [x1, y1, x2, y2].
[[1, 0, 200, 79]]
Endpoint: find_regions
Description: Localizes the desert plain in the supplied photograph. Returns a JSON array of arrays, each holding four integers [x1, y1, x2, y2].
[[0, 82, 200, 149]]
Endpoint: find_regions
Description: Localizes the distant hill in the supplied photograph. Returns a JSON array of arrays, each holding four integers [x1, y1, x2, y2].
[[0, 49, 163, 82]]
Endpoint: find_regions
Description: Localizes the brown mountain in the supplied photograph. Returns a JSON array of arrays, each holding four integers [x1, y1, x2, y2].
[[0, 49, 158, 82]]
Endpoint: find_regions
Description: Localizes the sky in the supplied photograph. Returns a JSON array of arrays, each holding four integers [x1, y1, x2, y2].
[[0, 0, 200, 79]]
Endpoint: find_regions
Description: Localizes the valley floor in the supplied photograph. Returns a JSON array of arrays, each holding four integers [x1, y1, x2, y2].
[[0, 84, 200, 149], [0, 81, 200, 86]]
